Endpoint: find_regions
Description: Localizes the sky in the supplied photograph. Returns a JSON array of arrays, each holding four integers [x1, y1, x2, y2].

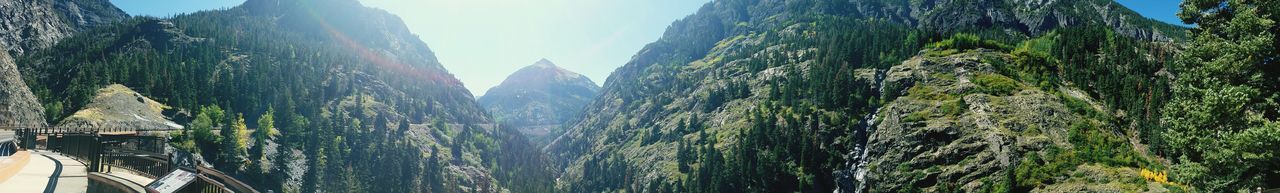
[[1115, 0, 1189, 26], [110, 0, 1183, 96]]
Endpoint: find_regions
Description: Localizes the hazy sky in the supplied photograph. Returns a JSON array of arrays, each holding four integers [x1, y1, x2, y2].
[[111, 0, 1183, 96], [355, 0, 708, 96]]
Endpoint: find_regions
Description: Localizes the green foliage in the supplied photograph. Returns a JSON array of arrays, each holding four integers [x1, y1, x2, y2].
[[1053, 26, 1172, 154], [191, 105, 223, 154], [973, 73, 1020, 96], [902, 111, 931, 123], [248, 108, 277, 178], [1008, 35, 1059, 90], [43, 101, 63, 124], [1058, 93, 1105, 120], [1162, 0, 1280, 190], [1067, 120, 1145, 167], [220, 113, 250, 171], [939, 99, 968, 117], [930, 33, 1012, 51], [1013, 147, 1078, 191]]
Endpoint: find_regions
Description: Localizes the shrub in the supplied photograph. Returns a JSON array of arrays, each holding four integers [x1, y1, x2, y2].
[[931, 33, 1012, 51]]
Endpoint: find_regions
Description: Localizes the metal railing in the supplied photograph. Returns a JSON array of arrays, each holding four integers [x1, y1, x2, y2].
[[9, 127, 259, 193]]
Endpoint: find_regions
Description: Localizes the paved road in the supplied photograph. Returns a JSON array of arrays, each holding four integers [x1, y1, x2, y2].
[[0, 151, 88, 193]]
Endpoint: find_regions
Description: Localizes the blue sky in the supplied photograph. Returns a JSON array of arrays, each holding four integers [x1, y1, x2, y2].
[[110, 0, 1183, 96], [1115, 0, 1188, 26]]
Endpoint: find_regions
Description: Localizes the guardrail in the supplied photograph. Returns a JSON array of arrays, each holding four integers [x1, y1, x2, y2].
[[8, 127, 259, 193]]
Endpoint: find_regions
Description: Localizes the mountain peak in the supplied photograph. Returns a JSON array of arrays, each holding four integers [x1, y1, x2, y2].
[[533, 58, 556, 68], [478, 59, 601, 146]]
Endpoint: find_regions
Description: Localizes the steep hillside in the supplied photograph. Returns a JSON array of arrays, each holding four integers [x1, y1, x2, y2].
[[0, 0, 127, 56], [15, 0, 553, 192], [546, 0, 1183, 192], [56, 84, 182, 130], [0, 0, 126, 127], [478, 59, 599, 146], [0, 51, 43, 126], [854, 49, 1165, 192]]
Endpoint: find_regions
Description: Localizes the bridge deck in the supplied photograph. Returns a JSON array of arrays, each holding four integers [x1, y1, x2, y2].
[[0, 151, 89, 193]]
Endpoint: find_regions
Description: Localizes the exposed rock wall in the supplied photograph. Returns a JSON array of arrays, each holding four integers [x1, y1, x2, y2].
[[0, 0, 127, 56], [0, 51, 45, 126]]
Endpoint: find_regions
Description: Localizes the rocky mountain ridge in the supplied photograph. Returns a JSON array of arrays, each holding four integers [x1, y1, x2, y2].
[[0, 0, 127, 56]]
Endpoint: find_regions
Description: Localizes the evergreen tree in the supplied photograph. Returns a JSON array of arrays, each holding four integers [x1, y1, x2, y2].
[[250, 108, 278, 180], [1162, 0, 1280, 190], [220, 113, 250, 172]]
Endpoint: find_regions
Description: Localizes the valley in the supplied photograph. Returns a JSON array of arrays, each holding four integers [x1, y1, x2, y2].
[[0, 0, 1276, 192]]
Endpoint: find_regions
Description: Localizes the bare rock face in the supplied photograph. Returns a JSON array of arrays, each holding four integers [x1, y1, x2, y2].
[[0, 51, 44, 126], [859, 50, 1076, 192], [57, 84, 181, 131], [0, 0, 127, 56]]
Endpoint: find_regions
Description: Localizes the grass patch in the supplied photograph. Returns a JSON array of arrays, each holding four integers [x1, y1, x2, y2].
[[901, 111, 931, 123], [1058, 92, 1105, 120], [925, 49, 961, 57], [929, 33, 1012, 51], [939, 99, 968, 117], [973, 73, 1020, 96]]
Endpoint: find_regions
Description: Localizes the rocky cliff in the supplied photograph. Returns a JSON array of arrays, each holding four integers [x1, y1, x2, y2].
[[0, 51, 44, 126], [850, 49, 1161, 192], [478, 59, 599, 145], [0, 0, 127, 56]]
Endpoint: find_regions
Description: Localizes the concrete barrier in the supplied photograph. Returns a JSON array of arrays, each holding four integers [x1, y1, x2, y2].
[[89, 172, 146, 193], [0, 150, 31, 183]]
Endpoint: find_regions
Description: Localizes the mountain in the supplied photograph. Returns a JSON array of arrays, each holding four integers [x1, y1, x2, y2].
[[478, 59, 600, 146], [0, 0, 128, 56], [0, 0, 126, 127], [546, 0, 1184, 192], [0, 51, 44, 126], [16, 0, 554, 192]]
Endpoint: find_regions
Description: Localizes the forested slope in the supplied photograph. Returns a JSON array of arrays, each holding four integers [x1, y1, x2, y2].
[[15, 0, 554, 192], [546, 0, 1188, 192]]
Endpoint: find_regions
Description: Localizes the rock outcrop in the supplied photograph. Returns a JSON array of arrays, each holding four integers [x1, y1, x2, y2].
[[478, 59, 599, 145], [849, 49, 1158, 192], [0, 0, 127, 56], [57, 84, 181, 131], [0, 51, 44, 126]]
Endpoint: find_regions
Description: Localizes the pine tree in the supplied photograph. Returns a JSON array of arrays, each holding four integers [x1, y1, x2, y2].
[[250, 108, 278, 178], [220, 113, 250, 172], [1162, 0, 1280, 191]]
